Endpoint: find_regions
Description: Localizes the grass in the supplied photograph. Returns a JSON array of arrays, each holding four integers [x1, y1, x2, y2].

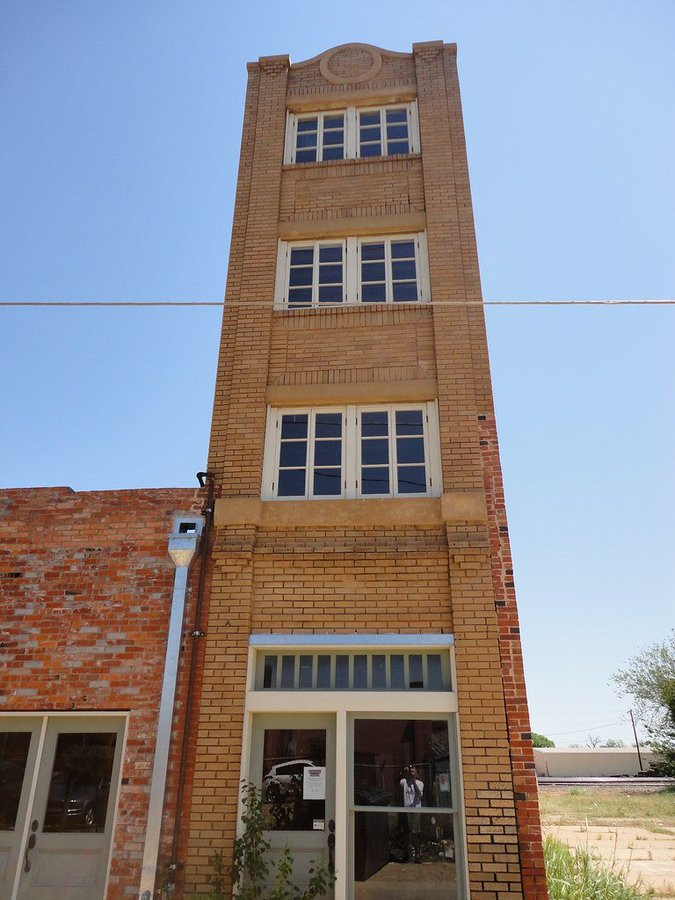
[[540, 788, 675, 829], [545, 835, 654, 899]]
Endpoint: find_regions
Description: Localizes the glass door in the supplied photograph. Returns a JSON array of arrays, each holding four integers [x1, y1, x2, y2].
[[351, 717, 459, 899], [249, 713, 336, 897], [0, 715, 125, 900]]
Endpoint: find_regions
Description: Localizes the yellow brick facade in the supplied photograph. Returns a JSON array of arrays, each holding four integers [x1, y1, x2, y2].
[[182, 41, 547, 899]]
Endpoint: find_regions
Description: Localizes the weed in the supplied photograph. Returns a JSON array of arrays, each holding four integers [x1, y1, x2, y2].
[[545, 835, 655, 899]]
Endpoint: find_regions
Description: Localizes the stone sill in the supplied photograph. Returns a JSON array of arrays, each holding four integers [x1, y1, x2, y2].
[[214, 491, 486, 529]]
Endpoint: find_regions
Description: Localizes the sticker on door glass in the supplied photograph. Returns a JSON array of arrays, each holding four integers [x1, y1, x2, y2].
[[303, 766, 326, 800]]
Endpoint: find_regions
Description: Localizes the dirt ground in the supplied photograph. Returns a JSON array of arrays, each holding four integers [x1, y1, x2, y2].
[[541, 785, 675, 898]]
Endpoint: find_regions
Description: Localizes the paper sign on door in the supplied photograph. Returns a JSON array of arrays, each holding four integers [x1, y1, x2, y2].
[[303, 766, 326, 800]]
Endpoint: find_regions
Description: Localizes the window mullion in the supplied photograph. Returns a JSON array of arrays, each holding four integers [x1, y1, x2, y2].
[[346, 406, 356, 498], [389, 407, 397, 497], [307, 409, 316, 499], [385, 239, 393, 304], [346, 107, 357, 158], [312, 242, 320, 307]]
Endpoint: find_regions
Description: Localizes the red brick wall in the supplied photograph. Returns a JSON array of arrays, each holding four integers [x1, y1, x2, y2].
[[0, 486, 201, 899]]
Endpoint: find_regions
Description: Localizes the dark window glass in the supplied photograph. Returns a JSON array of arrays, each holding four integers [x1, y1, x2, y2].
[[336, 655, 349, 689], [391, 241, 415, 259], [360, 112, 380, 126], [390, 655, 405, 689], [393, 282, 419, 302], [409, 655, 424, 689], [313, 470, 342, 495], [387, 124, 409, 140], [44, 732, 116, 833], [396, 437, 425, 464], [281, 415, 308, 439], [319, 245, 342, 263], [362, 282, 387, 302], [361, 412, 388, 436], [361, 261, 386, 282], [297, 118, 318, 132], [322, 146, 343, 160], [427, 655, 443, 691], [315, 413, 342, 438], [324, 115, 344, 130], [396, 411, 423, 434], [360, 126, 381, 142], [278, 469, 306, 497], [296, 132, 318, 148], [279, 441, 307, 467], [263, 655, 277, 689], [295, 148, 317, 163], [361, 243, 385, 261], [290, 248, 314, 266], [386, 108, 408, 124], [323, 130, 344, 145], [299, 655, 313, 689], [391, 260, 417, 280], [361, 438, 388, 465], [289, 266, 313, 287], [0, 731, 31, 830], [354, 655, 368, 688], [288, 288, 313, 306], [360, 143, 381, 157], [397, 466, 427, 494], [317, 655, 331, 688], [319, 263, 343, 283], [314, 440, 341, 466], [388, 141, 410, 155], [372, 655, 386, 689], [262, 729, 326, 831], [281, 656, 296, 689], [318, 285, 343, 303], [361, 467, 390, 494]]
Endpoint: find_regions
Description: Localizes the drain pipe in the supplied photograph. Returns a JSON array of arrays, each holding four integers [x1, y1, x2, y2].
[[139, 514, 204, 900]]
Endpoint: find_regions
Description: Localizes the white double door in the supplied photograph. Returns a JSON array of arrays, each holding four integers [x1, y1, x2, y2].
[[0, 715, 125, 900]]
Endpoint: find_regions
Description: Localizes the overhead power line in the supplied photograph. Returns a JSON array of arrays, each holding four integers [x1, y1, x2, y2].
[[548, 721, 625, 737], [0, 299, 674, 308]]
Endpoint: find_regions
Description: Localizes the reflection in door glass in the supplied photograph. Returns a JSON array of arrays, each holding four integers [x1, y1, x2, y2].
[[262, 729, 326, 831], [0, 731, 31, 830], [354, 811, 456, 898], [43, 732, 117, 833], [353, 720, 451, 809]]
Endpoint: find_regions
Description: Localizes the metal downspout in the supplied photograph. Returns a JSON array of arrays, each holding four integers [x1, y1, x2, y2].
[[139, 515, 204, 900]]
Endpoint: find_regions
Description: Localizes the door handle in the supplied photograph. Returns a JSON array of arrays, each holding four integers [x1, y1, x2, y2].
[[24, 832, 37, 873], [327, 819, 335, 875]]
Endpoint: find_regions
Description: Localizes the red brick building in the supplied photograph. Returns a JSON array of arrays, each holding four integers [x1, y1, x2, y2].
[[0, 41, 546, 900]]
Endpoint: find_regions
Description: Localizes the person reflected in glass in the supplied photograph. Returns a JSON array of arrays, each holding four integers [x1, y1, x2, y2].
[[400, 764, 424, 862]]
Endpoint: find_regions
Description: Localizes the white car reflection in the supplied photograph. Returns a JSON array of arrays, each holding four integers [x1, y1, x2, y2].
[[262, 759, 314, 802]]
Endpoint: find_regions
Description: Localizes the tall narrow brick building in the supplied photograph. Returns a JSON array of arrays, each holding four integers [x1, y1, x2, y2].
[[182, 41, 547, 899]]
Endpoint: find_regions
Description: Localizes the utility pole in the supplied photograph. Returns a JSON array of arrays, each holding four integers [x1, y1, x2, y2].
[[629, 709, 644, 772]]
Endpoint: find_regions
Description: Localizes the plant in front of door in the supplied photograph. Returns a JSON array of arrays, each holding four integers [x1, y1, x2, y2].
[[232, 781, 335, 900]]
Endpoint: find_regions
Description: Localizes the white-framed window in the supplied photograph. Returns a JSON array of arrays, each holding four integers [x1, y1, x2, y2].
[[284, 102, 420, 164], [261, 403, 442, 500], [274, 234, 429, 307]]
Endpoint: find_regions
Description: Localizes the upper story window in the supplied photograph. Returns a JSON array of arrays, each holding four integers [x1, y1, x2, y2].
[[274, 234, 429, 308], [284, 102, 420, 164], [262, 403, 442, 501]]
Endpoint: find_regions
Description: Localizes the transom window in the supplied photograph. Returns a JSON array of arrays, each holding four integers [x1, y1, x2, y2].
[[262, 403, 441, 500], [284, 102, 420, 164], [255, 651, 452, 691], [275, 234, 429, 307]]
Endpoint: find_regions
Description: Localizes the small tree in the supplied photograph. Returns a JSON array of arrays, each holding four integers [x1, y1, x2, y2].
[[532, 732, 555, 748], [613, 630, 675, 775]]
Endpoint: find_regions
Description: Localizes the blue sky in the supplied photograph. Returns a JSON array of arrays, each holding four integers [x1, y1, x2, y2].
[[1, 1, 673, 748]]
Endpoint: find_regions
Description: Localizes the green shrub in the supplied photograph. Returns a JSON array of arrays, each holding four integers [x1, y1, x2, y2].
[[544, 835, 654, 899]]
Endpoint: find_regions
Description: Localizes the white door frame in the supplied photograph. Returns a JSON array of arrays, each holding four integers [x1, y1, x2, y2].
[[1, 711, 129, 900], [240, 636, 468, 900]]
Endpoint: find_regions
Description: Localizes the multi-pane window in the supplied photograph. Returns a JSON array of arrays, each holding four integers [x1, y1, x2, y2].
[[262, 404, 441, 500], [286, 243, 344, 307], [275, 235, 429, 307], [284, 102, 420, 163], [359, 107, 410, 157], [360, 238, 419, 303], [292, 112, 346, 163]]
